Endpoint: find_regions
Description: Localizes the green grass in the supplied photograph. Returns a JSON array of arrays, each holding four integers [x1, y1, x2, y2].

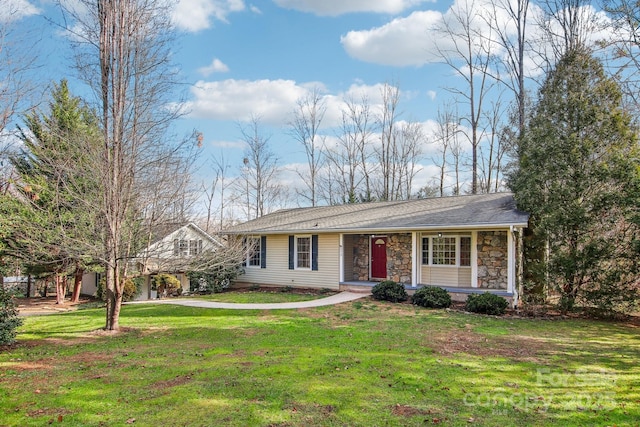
[[1, 299, 639, 426], [186, 290, 326, 304]]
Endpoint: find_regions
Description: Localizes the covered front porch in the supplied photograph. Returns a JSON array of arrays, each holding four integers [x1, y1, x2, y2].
[[339, 229, 520, 305]]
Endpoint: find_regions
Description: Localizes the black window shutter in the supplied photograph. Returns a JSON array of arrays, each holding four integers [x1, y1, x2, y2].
[[241, 237, 247, 267], [288, 235, 294, 270], [260, 236, 267, 269], [311, 234, 318, 271]]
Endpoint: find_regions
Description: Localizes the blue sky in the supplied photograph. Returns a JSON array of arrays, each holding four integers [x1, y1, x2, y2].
[[3, 0, 615, 214]]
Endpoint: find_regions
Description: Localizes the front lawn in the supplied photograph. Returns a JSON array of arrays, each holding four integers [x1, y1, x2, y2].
[[187, 289, 332, 304], [1, 298, 638, 426]]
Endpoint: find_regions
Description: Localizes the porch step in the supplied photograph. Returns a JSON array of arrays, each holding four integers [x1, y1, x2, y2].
[[338, 284, 373, 294]]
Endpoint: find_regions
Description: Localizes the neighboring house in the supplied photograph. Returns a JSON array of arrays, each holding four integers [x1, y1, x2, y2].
[[135, 222, 223, 299], [82, 222, 222, 300], [226, 193, 529, 306]]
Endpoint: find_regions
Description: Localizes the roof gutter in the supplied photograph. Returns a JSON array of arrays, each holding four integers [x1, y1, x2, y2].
[[224, 222, 530, 235]]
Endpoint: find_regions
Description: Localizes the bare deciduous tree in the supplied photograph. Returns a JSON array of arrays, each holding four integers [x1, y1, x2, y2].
[[431, 103, 460, 197], [478, 96, 509, 193], [0, 6, 40, 137], [486, 0, 532, 138], [288, 88, 326, 207], [436, 0, 498, 194], [376, 82, 401, 201], [201, 152, 233, 232], [237, 116, 283, 220], [324, 94, 374, 204], [535, 0, 604, 68], [395, 120, 424, 199], [63, 0, 191, 330], [603, 0, 640, 115]]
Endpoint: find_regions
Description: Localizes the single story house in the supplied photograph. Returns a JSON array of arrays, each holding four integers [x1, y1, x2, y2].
[[226, 193, 529, 306], [82, 222, 222, 300]]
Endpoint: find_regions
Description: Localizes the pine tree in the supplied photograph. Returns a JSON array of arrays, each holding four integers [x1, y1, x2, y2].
[[509, 46, 640, 314], [0, 80, 101, 304]]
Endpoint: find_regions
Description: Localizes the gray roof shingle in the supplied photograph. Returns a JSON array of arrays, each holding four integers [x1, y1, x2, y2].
[[226, 193, 529, 234]]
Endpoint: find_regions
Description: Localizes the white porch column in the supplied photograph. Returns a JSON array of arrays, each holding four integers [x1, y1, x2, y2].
[[507, 227, 515, 295], [411, 232, 418, 286], [339, 234, 344, 283], [471, 231, 478, 288]]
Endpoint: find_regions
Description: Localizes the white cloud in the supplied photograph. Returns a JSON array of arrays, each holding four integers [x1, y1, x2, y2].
[[273, 0, 432, 16], [197, 58, 230, 76], [341, 10, 442, 66], [0, 0, 40, 24], [185, 78, 392, 127], [184, 79, 424, 138], [172, 0, 245, 32], [341, 0, 618, 75], [427, 90, 436, 100], [185, 79, 308, 123], [211, 139, 246, 149]]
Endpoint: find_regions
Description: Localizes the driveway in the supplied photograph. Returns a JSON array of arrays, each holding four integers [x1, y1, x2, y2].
[[125, 291, 370, 310]]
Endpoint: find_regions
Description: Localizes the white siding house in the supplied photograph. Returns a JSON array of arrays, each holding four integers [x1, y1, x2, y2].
[[227, 193, 529, 307]]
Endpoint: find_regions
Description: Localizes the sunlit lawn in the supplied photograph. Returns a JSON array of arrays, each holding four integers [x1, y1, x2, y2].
[[1, 297, 639, 426], [186, 289, 331, 304]]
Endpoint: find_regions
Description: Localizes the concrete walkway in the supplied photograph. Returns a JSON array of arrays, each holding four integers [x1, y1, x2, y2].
[[124, 291, 370, 310]]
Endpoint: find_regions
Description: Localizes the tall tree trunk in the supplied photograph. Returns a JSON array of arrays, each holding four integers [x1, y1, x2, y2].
[[71, 267, 84, 303], [55, 274, 65, 305]]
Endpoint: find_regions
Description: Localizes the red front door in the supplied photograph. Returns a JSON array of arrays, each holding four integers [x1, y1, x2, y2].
[[371, 236, 387, 280]]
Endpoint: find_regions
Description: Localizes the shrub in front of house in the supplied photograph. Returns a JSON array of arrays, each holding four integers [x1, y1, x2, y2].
[[97, 277, 141, 302], [153, 274, 181, 297], [465, 292, 509, 315], [371, 280, 408, 303], [412, 286, 452, 309], [188, 268, 235, 294], [0, 286, 22, 345]]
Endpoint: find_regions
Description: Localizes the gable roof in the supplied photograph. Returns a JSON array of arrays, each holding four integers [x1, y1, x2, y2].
[[226, 193, 529, 234], [144, 222, 222, 250]]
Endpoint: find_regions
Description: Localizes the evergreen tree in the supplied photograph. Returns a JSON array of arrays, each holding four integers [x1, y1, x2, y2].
[[509, 46, 640, 314], [0, 80, 102, 303]]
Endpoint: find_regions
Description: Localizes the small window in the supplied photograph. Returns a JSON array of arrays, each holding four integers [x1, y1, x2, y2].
[[296, 236, 311, 269], [421, 238, 430, 264], [247, 237, 261, 267], [174, 239, 189, 256], [189, 240, 202, 256], [460, 237, 471, 266]]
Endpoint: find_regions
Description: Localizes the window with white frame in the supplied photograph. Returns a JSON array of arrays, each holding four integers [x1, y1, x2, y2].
[[247, 236, 261, 267], [174, 239, 202, 257], [296, 236, 311, 269], [174, 239, 188, 256], [459, 236, 471, 267], [421, 235, 472, 267], [189, 239, 203, 256], [432, 236, 457, 265]]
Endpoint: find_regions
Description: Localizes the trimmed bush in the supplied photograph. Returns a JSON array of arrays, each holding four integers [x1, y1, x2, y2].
[[371, 280, 408, 303], [153, 274, 181, 297], [97, 277, 141, 302], [465, 292, 509, 315], [189, 270, 234, 294], [0, 286, 23, 345], [412, 286, 452, 309]]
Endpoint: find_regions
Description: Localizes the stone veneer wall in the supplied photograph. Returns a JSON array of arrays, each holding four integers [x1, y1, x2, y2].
[[352, 233, 412, 283], [477, 230, 508, 289], [352, 235, 369, 281], [387, 233, 412, 283]]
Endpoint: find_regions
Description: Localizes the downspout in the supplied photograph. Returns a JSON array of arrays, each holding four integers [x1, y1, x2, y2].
[[513, 225, 524, 309]]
